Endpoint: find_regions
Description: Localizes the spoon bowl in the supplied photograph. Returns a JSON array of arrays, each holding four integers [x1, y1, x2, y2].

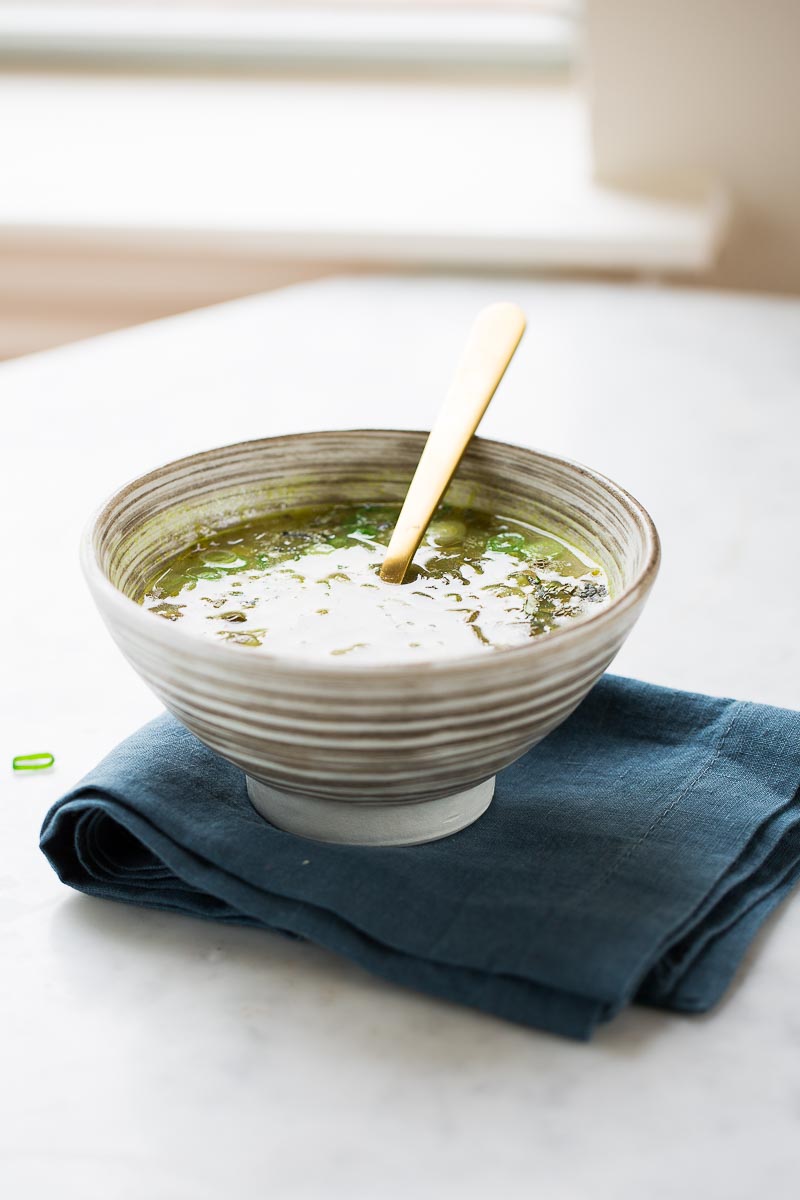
[[380, 302, 526, 583]]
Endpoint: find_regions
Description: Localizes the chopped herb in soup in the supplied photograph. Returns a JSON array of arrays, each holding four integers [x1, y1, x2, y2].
[[138, 504, 610, 662]]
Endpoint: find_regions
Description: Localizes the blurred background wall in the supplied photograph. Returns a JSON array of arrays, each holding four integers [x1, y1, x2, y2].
[[588, 0, 800, 295], [1, 0, 798, 361]]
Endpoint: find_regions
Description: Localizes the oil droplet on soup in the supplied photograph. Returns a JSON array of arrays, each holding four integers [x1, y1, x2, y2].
[[138, 504, 610, 663]]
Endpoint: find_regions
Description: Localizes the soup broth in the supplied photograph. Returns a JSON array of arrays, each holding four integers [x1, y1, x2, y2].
[[138, 504, 610, 663]]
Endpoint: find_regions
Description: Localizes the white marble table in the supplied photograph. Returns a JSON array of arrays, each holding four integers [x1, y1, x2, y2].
[[2, 276, 799, 1200]]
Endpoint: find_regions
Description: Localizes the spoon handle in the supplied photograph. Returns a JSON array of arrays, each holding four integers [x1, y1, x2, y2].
[[379, 302, 526, 584]]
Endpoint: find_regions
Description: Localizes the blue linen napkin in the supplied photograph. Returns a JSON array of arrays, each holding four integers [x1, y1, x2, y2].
[[40, 676, 800, 1039]]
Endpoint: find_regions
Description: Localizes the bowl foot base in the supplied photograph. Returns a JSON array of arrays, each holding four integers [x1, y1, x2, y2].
[[245, 775, 495, 846]]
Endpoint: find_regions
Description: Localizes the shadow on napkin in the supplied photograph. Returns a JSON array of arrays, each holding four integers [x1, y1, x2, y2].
[[40, 676, 800, 1039]]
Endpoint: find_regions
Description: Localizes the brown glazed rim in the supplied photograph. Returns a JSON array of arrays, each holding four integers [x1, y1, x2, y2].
[[81, 429, 661, 678]]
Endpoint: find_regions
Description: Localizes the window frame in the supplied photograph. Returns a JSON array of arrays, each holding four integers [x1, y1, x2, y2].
[[0, 3, 578, 76]]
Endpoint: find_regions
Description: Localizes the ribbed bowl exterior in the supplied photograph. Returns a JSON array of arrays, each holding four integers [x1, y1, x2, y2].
[[82, 431, 659, 804]]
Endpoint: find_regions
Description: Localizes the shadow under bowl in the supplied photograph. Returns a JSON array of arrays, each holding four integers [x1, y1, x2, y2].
[[82, 430, 660, 846]]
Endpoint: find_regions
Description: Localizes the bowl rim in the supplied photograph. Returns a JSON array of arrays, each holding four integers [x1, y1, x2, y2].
[[81, 429, 661, 678]]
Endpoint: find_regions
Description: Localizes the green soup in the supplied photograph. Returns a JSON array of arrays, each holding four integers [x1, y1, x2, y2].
[[138, 503, 610, 662]]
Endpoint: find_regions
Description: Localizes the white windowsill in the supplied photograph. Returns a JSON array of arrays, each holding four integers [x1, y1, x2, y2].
[[0, 72, 727, 274]]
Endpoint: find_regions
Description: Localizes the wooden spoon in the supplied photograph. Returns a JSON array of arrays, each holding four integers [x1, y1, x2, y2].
[[379, 302, 527, 584]]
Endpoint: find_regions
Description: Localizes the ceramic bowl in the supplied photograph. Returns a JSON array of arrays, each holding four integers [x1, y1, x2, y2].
[[82, 430, 659, 846]]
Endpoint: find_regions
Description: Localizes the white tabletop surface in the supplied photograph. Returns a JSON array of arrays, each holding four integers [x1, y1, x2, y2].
[[2, 275, 799, 1200]]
